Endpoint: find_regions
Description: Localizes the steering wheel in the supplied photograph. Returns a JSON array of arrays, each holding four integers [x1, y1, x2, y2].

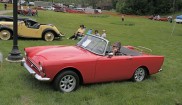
[[26, 21, 31, 27]]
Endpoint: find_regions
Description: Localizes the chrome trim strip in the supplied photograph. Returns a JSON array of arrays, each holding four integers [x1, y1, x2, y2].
[[77, 35, 109, 56], [35, 74, 50, 81], [21, 60, 51, 81]]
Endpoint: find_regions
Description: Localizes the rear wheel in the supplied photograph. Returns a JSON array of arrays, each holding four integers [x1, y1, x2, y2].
[[132, 67, 146, 82], [53, 70, 80, 93], [0, 29, 12, 40], [43, 31, 55, 41]]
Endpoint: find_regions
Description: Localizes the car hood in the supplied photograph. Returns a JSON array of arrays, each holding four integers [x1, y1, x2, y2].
[[29, 46, 86, 61]]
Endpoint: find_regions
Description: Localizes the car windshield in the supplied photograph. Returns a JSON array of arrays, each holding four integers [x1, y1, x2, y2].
[[77, 35, 108, 55]]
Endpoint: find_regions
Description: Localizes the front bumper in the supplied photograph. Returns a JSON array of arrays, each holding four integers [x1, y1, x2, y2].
[[21, 60, 51, 81], [159, 68, 163, 72]]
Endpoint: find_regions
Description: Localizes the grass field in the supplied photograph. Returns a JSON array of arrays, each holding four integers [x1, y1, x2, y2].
[[0, 10, 182, 105], [0, 3, 12, 10]]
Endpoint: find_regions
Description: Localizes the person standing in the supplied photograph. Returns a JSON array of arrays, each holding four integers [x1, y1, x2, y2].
[[121, 14, 125, 22], [4, 3, 7, 10], [168, 16, 172, 23]]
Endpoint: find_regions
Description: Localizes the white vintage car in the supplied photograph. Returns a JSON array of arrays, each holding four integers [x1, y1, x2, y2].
[[174, 19, 182, 24]]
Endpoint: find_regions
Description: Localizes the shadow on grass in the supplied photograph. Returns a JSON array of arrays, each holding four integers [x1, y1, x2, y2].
[[88, 14, 110, 18], [22, 74, 53, 91], [20, 72, 157, 93], [110, 21, 135, 26]]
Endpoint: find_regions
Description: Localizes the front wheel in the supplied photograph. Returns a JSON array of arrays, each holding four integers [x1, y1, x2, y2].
[[53, 71, 80, 93], [43, 31, 55, 41], [0, 29, 12, 40], [132, 67, 146, 82]]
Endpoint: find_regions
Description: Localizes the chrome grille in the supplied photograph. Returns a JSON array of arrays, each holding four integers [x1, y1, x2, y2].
[[27, 58, 39, 71]]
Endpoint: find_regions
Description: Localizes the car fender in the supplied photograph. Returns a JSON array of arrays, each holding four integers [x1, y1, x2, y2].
[[52, 67, 84, 84], [42, 28, 58, 37], [0, 26, 13, 34]]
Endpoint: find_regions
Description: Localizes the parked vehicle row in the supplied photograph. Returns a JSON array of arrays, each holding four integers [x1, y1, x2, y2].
[[18, 9, 37, 16], [54, 7, 102, 14]]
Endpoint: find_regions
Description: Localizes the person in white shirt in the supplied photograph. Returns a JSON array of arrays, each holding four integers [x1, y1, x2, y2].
[[101, 30, 106, 38]]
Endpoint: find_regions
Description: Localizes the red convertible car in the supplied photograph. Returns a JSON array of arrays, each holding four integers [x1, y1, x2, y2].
[[21, 35, 164, 92]]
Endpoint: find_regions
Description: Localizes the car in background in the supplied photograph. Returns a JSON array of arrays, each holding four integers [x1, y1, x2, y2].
[[54, 7, 66, 12], [35, 6, 46, 10], [74, 8, 85, 12], [157, 17, 168, 21], [148, 15, 168, 21], [44, 6, 55, 11], [20, 1, 35, 6], [174, 19, 182, 24], [66, 8, 84, 13], [21, 35, 164, 93], [18, 9, 37, 16], [175, 15, 182, 24], [28, 2, 35, 6], [95, 9, 102, 13], [0, 19, 64, 41]]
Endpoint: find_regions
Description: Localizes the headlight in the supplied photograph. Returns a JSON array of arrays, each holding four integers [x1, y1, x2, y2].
[[38, 62, 46, 77]]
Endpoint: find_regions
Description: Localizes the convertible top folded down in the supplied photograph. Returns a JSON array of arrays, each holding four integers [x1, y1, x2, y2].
[[120, 46, 141, 56]]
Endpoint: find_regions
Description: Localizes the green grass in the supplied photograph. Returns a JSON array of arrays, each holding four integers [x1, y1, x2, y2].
[[0, 10, 182, 105], [0, 3, 12, 11], [0, 3, 4, 10]]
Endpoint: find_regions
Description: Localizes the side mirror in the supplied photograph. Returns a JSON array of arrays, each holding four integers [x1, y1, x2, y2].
[[108, 53, 114, 57]]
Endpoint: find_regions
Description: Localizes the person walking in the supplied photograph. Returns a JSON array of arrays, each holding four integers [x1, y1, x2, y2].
[[4, 3, 7, 10], [121, 14, 125, 22]]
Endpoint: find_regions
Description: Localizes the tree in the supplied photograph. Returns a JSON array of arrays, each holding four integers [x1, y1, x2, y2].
[[116, 0, 182, 15]]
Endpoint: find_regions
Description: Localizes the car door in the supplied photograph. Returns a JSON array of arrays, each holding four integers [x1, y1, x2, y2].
[[94, 55, 134, 83], [18, 22, 42, 38]]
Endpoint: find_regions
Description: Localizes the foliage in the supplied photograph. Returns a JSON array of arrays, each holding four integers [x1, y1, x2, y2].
[[0, 10, 182, 105], [116, 0, 182, 15], [28, 0, 182, 15]]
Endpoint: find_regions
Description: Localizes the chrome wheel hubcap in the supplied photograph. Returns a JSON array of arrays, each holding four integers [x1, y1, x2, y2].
[[45, 33, 54, 41], [0, 30, 11, 40], [59, 75, 76, 92], [134, 68, 145, 82]]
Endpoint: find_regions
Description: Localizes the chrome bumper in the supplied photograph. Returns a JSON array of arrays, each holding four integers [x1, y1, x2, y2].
[[159, 68, 163, 72], [21, 60, 51, 81]]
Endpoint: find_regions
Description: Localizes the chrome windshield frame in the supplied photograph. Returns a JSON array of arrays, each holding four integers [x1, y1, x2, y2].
[[77, 35, 109, 56]]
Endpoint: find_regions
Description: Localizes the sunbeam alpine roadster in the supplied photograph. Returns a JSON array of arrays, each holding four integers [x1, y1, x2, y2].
[[21, 35, 164, 92]]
